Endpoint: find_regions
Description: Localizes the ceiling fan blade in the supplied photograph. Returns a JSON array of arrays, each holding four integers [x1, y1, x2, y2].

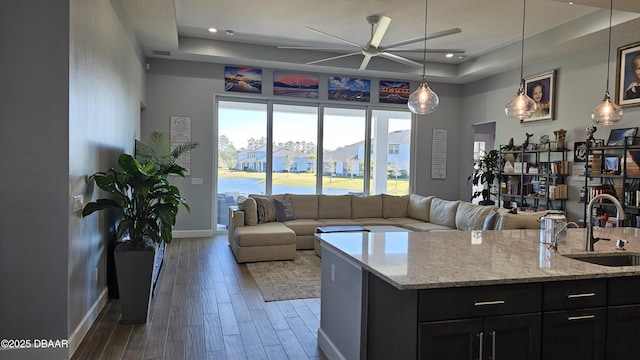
[[370, 16, 391, 48], [306, 52, 361, 65], [359, 55, 373, 70], [378, 52, 422, 68], [278, 46, 353, 51], [303, 26, 362, 48], [382, 28, 462, 50], [390, 49, 466, 54]]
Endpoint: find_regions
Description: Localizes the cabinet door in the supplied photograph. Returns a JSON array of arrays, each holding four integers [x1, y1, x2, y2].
[[419, 318, 483, 360], [607, 305, 640, 360], [484, 313, 541, 360], [542, 307, 606, 360]]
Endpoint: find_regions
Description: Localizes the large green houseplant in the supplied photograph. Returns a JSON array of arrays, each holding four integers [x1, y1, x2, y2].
[[468, 149, 502, 205], [82, 152, 191, 323]]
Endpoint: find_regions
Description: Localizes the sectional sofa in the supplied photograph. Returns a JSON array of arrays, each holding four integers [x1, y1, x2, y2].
[[227, 193, 543, 263]]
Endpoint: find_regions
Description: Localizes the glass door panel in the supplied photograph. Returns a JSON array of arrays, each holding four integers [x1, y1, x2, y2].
[[272, 104, 318, 194], [216, 100, 267, 229], [323, 107, 366, 195], [370, 109, 412, 195]]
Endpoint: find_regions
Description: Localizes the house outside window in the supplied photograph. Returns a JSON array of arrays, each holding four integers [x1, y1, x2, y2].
[[389, 144, 400, 155]]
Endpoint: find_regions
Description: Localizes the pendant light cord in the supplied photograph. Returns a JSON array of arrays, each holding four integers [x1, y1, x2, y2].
[[519, 0, 527, 81], [605, 0, 613, 92], [421, 0, 428, 78]]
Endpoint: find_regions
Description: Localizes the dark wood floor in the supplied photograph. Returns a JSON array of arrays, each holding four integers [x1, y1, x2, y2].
[[72, 235, 327, 360]]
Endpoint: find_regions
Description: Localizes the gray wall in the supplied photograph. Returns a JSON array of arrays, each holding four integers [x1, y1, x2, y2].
[[459, 33, 640, 222], [144, 59, 464, 233], [0, 0, 144, 358]]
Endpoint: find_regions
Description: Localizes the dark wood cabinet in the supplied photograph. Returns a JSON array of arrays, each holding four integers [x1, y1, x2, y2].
[[419, 314, 540, 360], [542, 307, 607, 360], [607, 305, 640, 360]]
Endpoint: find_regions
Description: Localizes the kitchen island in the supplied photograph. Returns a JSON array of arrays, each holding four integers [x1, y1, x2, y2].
[[316, 228, 640, 360]]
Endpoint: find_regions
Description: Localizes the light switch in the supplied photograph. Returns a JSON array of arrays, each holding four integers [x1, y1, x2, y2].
[[191, 178, 203, 185], [73, 195, 83, 212]]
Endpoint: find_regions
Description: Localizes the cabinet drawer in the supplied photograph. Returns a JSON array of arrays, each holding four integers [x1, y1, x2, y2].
[[609, 276, 640, 305], [543, 279, 607, 311], [419, 283, 542, 322]]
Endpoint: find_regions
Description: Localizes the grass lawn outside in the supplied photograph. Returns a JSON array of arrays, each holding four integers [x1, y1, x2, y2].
[[218, 169, 409, 195]]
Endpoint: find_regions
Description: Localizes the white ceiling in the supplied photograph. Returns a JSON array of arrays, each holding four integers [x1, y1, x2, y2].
[[122, 0, 640, 84]]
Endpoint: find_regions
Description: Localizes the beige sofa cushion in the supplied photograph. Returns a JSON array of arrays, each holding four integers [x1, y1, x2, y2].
[[495, 210, 544, 230], [233, 223, 295, 247], [319, 195, 352, 219], [382, 194, 409, 218], [237, 196, 258, 226], [403, 222, 455, 231], [407, 194, 433, 221], [455, 202, 498, 231], [429, 198, 460, 228], [282, 218, 324, 236], [352, 195, 382, 218], [285, 194, 318, 219]]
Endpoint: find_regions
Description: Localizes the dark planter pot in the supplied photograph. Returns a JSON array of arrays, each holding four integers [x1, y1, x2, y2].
[[114, 245, 158, 324], [479, 200, 495, 206]]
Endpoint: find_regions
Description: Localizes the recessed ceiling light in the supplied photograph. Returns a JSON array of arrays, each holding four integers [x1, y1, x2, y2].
[[458, 55, 466, 59], [225, 30, 235, 36], [208, 27, 218, 33], [445, 53, 454, 58]]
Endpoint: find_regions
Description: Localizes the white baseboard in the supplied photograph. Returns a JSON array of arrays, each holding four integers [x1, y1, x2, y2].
[[317, 327, 346, 360], [69, 288, 108, 358], [173, 230, 214, 238]]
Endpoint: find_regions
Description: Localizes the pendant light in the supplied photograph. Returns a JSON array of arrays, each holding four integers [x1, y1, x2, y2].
[[591, 0, 623, 125], [504, 0, 536, 120], [407, 0, 439, 114]]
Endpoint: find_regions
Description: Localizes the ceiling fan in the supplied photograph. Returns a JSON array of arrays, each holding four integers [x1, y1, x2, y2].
[[278, 15, 464, 70]]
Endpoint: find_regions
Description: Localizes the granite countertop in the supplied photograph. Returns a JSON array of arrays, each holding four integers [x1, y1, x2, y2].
[[316, 227, 640, 290]]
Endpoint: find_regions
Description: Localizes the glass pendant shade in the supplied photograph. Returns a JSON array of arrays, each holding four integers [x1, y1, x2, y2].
[[592, 91, 623, 125], [408, 78, 439, 114], [505, 82, 537, 120]]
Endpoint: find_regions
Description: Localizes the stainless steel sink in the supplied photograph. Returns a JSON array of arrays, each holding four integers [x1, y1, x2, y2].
[[564, 253, 640, 267]]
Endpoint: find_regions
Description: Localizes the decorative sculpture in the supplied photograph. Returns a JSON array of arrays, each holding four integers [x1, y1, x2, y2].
[[554, 128, 567, 150]]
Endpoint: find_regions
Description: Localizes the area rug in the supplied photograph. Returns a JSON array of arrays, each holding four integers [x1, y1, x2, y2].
[[246, 250, 321, 302]]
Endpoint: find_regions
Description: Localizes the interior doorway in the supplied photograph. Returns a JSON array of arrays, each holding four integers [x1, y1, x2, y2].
[[471, 122, 496, 204]]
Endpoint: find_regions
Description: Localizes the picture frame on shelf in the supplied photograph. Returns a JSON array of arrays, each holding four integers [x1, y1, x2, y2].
[[574, 141, 587, 162], [522, 70, 556, 122], [616, 41, 640, 108], [606, 127, 638, 146], [605, 156, 620, 174]]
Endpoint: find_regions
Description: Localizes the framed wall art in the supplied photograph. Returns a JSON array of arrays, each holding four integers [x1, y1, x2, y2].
[[616, 41, 640, 108], [522, 70, 556, 122]]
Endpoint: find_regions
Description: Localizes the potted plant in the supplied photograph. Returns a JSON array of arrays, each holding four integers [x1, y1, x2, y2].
[[82, 153, 190, 323], [468, 149, 502, 205], [134, 131, 199, 177]]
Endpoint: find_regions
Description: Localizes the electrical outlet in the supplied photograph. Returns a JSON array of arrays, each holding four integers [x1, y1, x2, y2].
[[331, 264, 335, 282]]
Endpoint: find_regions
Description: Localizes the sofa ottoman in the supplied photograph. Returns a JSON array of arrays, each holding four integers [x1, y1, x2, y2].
[[229, 223, 296, 263]]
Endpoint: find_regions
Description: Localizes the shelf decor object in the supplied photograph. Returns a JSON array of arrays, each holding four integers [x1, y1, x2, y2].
[[591, 0, 623, 125], [505, 0, 536, 121], [407, 0, 439, 115]]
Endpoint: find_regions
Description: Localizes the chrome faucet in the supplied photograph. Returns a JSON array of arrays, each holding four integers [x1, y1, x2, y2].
[[585, 193, 626, 251]]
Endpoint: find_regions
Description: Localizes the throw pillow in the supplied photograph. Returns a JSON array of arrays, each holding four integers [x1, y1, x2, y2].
[[237, 196, 258, 226], [482, 209, 499, 230], [274, 199, 296, 222], [252, 196, 277, 223]]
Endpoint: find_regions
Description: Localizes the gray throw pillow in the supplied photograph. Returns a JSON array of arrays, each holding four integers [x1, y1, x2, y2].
[[482, 209, 499, 230], [252, 196, 277, 223], [274, 199, 296, 222]]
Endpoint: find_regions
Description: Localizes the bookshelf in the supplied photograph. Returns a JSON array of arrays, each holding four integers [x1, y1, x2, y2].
[[499, 141, 569, 211]]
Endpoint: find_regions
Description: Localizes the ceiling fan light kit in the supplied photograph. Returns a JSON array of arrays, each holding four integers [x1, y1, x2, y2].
[[592, 0, 623, 125], [505, 0, 537, 121]]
